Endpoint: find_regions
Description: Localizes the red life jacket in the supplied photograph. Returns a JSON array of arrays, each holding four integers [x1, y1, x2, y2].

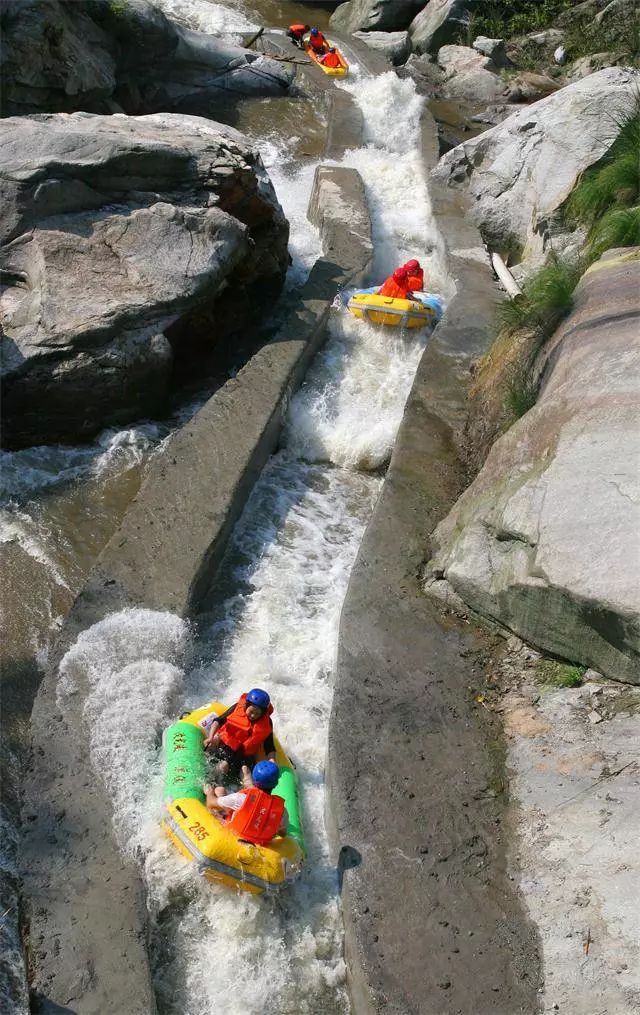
[[289, 23, 307, 37], [226, 787, 285, 845], [321, 51, 341, 68], [378, 275, 410, 299], [219, 694, 274, 757], [309, 32, 328, 53]]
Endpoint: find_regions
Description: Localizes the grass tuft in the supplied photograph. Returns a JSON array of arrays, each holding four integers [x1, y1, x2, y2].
[[498, 256, 582, 334], [535, 660, 585, 688], [505, 369, 538, 419]]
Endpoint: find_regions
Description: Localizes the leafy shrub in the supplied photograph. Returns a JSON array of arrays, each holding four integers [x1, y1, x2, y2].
[[468, 1, 572, 40]]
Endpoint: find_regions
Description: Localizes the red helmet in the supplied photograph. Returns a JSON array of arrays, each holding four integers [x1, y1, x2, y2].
[[393, 267, 409, 283], [404, 259, 420, 272]]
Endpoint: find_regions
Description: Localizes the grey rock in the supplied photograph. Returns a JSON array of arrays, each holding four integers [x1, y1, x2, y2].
[[473, 35, 508, 66], [437, 44, 506, 104], [399, 52, 446, 91], [330, 0, 423, 35], [505, 71, 560, 103], [409, 0, 475, 55], [427, 249, 640, 685], [596, 0, 640, 24], [353, 29, 411, 64], [567, 52, 618, 80], [0, 0, 293, 118], [431, 68, 640, 263], [0, 112, 289, 447], [526, 28, 565, 47]]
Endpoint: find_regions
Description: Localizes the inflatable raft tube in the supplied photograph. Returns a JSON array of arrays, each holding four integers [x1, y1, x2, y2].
[[304, 42, 348, 77], [347, 288, 444, 329], [162, 702, 305, 894]]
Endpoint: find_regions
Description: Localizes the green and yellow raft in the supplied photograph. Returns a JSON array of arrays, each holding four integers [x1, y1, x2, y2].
[[162, 702, 305, 894]]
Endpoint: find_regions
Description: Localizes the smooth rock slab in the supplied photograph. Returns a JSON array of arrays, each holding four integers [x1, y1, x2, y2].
[[437, 43, 506, 104], [330, 0, 423, 35], [427, 249, 640, 685], [409, 0, 475, 55], [353, 29, 411, 64], [431, 67, 640, 262]]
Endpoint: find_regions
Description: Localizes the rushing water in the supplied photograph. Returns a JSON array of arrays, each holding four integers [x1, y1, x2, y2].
[[1, 0, 451, 1006]]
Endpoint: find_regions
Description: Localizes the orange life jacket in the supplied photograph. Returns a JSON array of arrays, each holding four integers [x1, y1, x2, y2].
[[226, 787, 285, 845], [321, 50, 341, 68], [378, 276, 410, 300], [309, 32, 328, 53], [219, 694, 274, 757], [289, 23, 307, 37], [407, 268, 424, 291]]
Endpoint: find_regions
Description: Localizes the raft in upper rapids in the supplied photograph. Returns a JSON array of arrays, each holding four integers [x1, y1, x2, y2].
[[347, 287, 444, 329], [162, 701, 305, 894]]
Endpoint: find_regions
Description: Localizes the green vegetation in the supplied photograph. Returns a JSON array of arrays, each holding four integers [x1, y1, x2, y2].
[[535, 659, 585, 688], [498, 255, 583, 334], [567, 105, 640, 259], [505, 368, 538, 419], [109, 0, 128, 16], [468, 1, 572, 40]]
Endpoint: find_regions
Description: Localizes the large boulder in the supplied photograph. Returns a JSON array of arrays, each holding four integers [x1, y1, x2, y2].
[[436, 44, 506, 104], [0, 112, 289, 448], [409, 0, 475, 55], [426, 249, 640, 685], [0, 0, 293, 118], [330, 0, 423, 35], [353, 29, 411, 64], [431, 67, 640, 263]]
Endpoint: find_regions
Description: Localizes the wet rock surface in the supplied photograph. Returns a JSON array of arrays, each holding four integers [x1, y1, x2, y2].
[[427, 249, 640, 685], [0, 111, 288, 447], [431, 67, 640, 262], [0, 0, 293, 118]]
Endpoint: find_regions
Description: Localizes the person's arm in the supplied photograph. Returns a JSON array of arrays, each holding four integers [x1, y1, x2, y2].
[[277, 806, 289, 835], [203, 703, 235, 748], [205, 790, 245, 814]]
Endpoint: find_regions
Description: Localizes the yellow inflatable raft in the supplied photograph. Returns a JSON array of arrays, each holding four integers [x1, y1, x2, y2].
[[162, 702, 305, 894], [305, 42, 349, 77], [347, 291, 440, 329]]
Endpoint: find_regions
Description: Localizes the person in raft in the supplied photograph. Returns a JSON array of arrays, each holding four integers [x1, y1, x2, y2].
[[319, 47, 341, 68], [377, 265, 414, 300], [286, 23, 309, 49], [308, 27, 329, 54], [203, 687, 276, 779], [204, 760, 288, 844]]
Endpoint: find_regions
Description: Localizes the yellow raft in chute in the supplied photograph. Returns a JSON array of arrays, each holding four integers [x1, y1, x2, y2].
[[304, 41, 349, 77], [162, 701, 304, 894], [347, 291, 441, 329]]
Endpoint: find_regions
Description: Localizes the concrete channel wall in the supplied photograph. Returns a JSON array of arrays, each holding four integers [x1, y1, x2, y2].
[[326, 108, 543, 1013], [22, 162, 372, 1013]]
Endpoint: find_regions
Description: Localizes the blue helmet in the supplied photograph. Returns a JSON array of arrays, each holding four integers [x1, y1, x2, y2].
[[310, 27, 319, 35], [246, 688, 270, 711], [252, 760, 280, 791]]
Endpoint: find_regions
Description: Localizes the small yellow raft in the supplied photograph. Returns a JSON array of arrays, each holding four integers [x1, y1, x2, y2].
[[162, 702, 304, 894], [305, 42, 349, 77], [347, 291, 440, 329]]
